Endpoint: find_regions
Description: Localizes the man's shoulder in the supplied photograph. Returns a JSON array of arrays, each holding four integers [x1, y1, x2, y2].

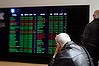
[[57, 44, 83, 59]]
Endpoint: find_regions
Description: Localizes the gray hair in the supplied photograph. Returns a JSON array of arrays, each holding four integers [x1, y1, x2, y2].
[[55, 33, 71, 47], [94, 10, 99, 18]]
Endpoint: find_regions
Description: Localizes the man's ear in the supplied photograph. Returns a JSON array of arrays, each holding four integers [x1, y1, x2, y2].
[[93, 14, 96, 19], [57, 42, 61, 48], [58, 43, 62, 48]]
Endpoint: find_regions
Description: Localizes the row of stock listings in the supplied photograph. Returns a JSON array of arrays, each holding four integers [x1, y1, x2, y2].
[[9, 12, 67, 54]]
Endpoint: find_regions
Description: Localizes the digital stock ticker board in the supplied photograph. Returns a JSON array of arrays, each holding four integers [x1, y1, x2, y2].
[[0, 5, 89, 59]]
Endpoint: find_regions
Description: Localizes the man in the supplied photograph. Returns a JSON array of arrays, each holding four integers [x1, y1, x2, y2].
[[48, 33, 94, 66], [81, 10, 99, 66]]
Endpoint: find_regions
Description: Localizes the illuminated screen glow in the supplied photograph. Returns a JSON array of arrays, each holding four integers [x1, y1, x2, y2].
[[0, 5, 89, 57], [9, 8, 67, 54]]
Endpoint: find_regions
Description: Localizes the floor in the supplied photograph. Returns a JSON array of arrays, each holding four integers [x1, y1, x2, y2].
[[0, 60, 99, 66], [0, 61, 48, 66]]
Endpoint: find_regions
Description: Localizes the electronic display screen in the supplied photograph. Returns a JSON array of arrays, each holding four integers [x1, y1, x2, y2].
[[9, 8, 67, 54], [0, 5, 89, 57]]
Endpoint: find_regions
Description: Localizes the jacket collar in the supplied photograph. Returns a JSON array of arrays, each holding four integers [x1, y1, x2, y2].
[[93, 18, 99, 21], [61, 41, 74, 50]]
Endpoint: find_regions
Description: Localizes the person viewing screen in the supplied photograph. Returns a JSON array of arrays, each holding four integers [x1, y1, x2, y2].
[[48, 33, 94, 66]]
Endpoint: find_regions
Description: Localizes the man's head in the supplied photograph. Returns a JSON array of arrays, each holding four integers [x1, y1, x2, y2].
[[93, 10, 99, 19], [55, 33, 71, 48]]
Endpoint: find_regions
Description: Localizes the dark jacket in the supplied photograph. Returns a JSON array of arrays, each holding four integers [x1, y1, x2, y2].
[[48, 41, 94, 66], [81, 18, 99, 49]]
